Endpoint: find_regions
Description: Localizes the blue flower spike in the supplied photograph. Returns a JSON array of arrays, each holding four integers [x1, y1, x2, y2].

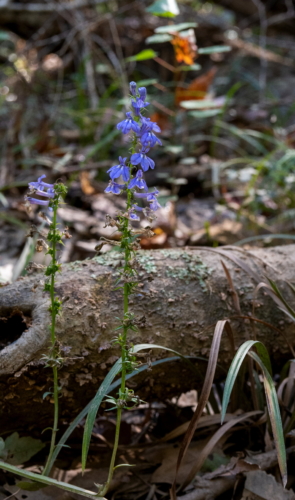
[[105, 82, 162, 214]]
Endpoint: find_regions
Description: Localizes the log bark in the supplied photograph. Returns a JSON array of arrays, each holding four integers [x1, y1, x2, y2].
[[0, 245, 294, 432]]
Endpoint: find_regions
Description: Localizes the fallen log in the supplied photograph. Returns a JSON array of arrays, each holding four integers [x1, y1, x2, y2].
[[0, 245, 294, 432]]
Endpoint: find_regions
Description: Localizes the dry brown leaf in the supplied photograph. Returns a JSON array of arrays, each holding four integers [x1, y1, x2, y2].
[[175, 67, 217, 106], [80, 171, 96, 195], [183, 411, 262, 486], [170, 320, 235, 499]]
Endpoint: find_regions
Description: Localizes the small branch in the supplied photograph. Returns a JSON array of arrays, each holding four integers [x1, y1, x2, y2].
[[0, 0, 108, 13]]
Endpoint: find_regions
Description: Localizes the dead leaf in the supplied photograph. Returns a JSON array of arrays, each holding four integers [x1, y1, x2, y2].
[[80, 171, 96, 195], [175, 67, 217, 106], [241, 470, 295, 499]]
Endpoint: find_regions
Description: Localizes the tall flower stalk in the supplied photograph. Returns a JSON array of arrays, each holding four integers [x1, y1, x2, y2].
[[25, 177, 68, 477], [100, 82, 162, 495]]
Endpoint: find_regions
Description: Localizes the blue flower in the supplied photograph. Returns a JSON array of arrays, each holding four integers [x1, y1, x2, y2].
[[133, 189, 161, 211], [149, 196, 161, 211], [134, 188, 159, 199], [31, 189, 54, 198], [28, 175, 55, 192], [140, 117, 161, 133], [129, 211, 140, 221], [107, 157, 130, 182], [131, 148, 155, 171], [132, 87, 149, 115], [140, 130, 162, 148], [138, 87, 147, 102], [130, 81, 137, 96], [105, 180, 125, 195], [128, 170, 148, 190], [26, 175, 56, 210], [117, 112, 141, 134], [26, 197, 51, 207], [132, 204, 144, 212]]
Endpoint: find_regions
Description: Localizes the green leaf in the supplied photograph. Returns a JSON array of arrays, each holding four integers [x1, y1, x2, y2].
[[180, 99, 223, 109], [221, 340, 286, 486], [0, 462, 104, 499], [0, 31, 11, 41], [198, 45, 231, 54], [155, 22, 198, 33], [137, 78, 158, 86], [125, 49, 158, 62], [4, 433, 45, 465], [145, 33, 173, 44], [146, 0, 180, 17], [16, 481, 45, 491], [81, 358, 122, 471], [82, 344, 197, 471], [0, 438, 4, 453], [248, 351, 287, 486], [177, 63, 201, 71], [189, 109, 222, 118], [42, 391, 52, 399], [48, 355, 202, 475], [221, 340, 271, 423]]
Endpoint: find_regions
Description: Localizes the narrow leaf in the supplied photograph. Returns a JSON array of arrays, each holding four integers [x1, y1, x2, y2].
[[82, 344, 198, 470], [198, 45, 231, 54], [145, 33, 173, 44], [82, 358, 122, 471], [126, 49, 158, 62], [155, 22, 198, 33], [170, 320, 235, 498], [0, 461, 104, 499], [248, 351, 287, 486], [189, 109, 221, 118], [221, 340, 271, 423]]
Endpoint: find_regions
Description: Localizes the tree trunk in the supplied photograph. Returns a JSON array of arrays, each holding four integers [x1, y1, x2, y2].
[[0, 246, 294, 432]]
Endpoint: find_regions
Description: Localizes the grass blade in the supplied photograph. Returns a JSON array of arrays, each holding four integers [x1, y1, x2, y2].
[[170, 320, 235, 498], [48, 355, 202, 475], [0, 461, 104, 499], [248, 351, 287, 486], [221, 340, 272, 424], [81, 358, 122, 471], [82, 343, 198, 471]]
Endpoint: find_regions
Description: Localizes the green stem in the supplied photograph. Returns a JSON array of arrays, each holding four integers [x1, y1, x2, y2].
[[43, 204, 59, 477], [101, 190, 132, 496]]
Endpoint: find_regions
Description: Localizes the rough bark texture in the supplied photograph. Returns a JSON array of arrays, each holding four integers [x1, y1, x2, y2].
[[0, 245, 294, 432]]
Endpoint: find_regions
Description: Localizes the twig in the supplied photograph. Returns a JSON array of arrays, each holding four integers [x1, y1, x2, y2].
[[0, 0, 109, 13]]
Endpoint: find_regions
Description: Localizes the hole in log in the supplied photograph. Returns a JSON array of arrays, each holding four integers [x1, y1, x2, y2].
[[0, 308, 32, 350]]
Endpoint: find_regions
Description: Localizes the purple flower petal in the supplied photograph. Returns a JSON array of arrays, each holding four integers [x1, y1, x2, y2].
[[26, 197, 50, 206], [105, 181, 125, 195], [128, 170, 148, 190], [117, 112, 140, 134], [130, 81, 137, 96]]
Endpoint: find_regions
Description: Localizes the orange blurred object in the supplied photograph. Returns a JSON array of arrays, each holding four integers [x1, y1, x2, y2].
[[171, 32, 197, 65], [80, 171, 96, 195], [175, 66, 217, 106], [150, 111, 171, 132]]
